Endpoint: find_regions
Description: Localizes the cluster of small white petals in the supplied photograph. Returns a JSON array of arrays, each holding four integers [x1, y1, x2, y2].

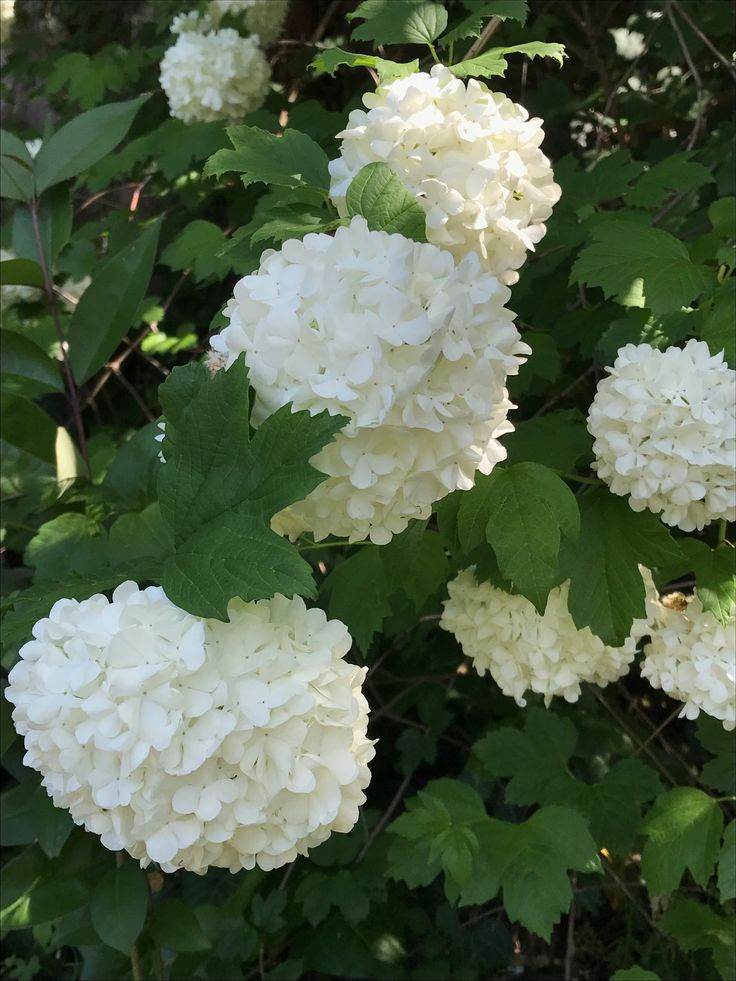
[[5, 583, 374, 874], [1, 248, 41, 309], [210, 0, 288, 42], [329, 66, 561, 285], [159, 27, 270, 123], [210, 216, 529, 545], [588, 340, 736, 532], [440, 568, 657, 706], [642, 591, 735, 730], [171, 10, 214, 35]]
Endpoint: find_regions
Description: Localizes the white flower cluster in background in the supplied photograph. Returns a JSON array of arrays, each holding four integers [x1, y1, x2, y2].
[[210, 216, 529, 545], [1, 248, 41, 309], [58, 275, 91, 310], [0, 0, 14, 43], [170, 9, 213, 34], [329, 66, 561, 285], [159, 22, 270, 123], [209, 0, 289, 43], [588, 340, 736, 532], [642, 590, 735, 730], [440, 567, 657, 706], [5, 583, 374, 874]]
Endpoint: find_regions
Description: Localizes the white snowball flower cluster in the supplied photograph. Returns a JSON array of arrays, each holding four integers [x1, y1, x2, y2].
[[210, 0, 288, 43], [1, 248, 41, 309], [5, 583, 374, 874], [171, 10, 214, 35], [209, 216, 529, 545], [329, 65, 561, 285], [642, 590, 735, 730], [159, 25, 270, 123], [588, 340, 736, 532], [440, 568, 657, 706]]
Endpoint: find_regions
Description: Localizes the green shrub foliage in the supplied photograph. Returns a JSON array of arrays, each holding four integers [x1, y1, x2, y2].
[[1, 1, 734, 979]]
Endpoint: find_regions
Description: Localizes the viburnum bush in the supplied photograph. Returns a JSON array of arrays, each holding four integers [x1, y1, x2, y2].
[[0, 2, 734, 980]]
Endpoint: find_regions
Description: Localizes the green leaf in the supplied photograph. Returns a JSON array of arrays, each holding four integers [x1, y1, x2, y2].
[[34, 95, 149, 193], [570, 220, 715, 317], [625, 153, 713, 209], [150, 899, 211, 952], [659, 897, 736, 981], [718, 820, 735, 902], [463, 807, 599, 940], [12, 185, 72, 267], [157, 358, 345, 618], [570, 150, 645, 211], [31, 789, 73, 858], [0, 258, 44, 288], [697, 717, 736, 796], [459, 463, 579, 612], [349, 0, 448, 45], [68, 219, 160, 383], [560, 489, 683, 645], [90, 863, 148, 954], [708, 196, 736, 239], [699, 279, 736, 367], [296, 870, 372, 927], [308, 48, 419, 84], [595, 309, 693, 366], [474, 710, 577, 805], [204, 126, 329, 191], [475, 710, 661, 852], [0, 394, 57, 464], [504, 410, 591, 473], [346, 162, 427, 241], [678, 539, 735, 624], [610, 969, 661, 981], [450, 42, 567, 80], [0, 331, 63, 396], [103, 421, 162, 509], [326, 547, 392, 653], [641, 787, 723, 894], [161, 220, 233, 282], [440, 1, 529, 47], [0, 131, 34, 202], [381, 523, 448, 611]]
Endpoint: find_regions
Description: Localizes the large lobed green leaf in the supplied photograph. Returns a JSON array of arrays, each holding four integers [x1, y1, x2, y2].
[[157, 358, 346, 618]]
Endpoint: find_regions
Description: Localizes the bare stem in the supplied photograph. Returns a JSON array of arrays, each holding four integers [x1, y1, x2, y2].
[[29, 195, 90, 473]]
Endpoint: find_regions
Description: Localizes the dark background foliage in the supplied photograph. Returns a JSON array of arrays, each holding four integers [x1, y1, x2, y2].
[[1, 1, 734, 979]]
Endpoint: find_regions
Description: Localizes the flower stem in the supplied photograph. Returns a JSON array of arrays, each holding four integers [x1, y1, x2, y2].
[[427, 42, 441, 64], [29, 195, 89, 474]]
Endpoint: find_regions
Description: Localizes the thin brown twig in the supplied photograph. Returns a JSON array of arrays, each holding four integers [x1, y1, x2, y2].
[[462, 16, 502, 61], [630, 704, 682, 759], [356, 770, 415, 863], [594, 15, 666, 154], [564, 874, 576, 981], [589, 687, 679, 786], [672, 0, 736, 81], [601, 855, 657, 930], [666, 2, 706, 150], [29, 196, 90, 472]]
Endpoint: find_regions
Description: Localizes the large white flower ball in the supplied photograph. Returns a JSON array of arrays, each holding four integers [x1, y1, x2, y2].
[[210, 0, 288, 43], [642, 590, 735, 730], [159, 26, 270, 124], [440, 568, 657, 706], [328, 65, 561, 285], [588, 340, 736, 532], [5, 583, 374, 874], [209, 216, 529, 545]]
